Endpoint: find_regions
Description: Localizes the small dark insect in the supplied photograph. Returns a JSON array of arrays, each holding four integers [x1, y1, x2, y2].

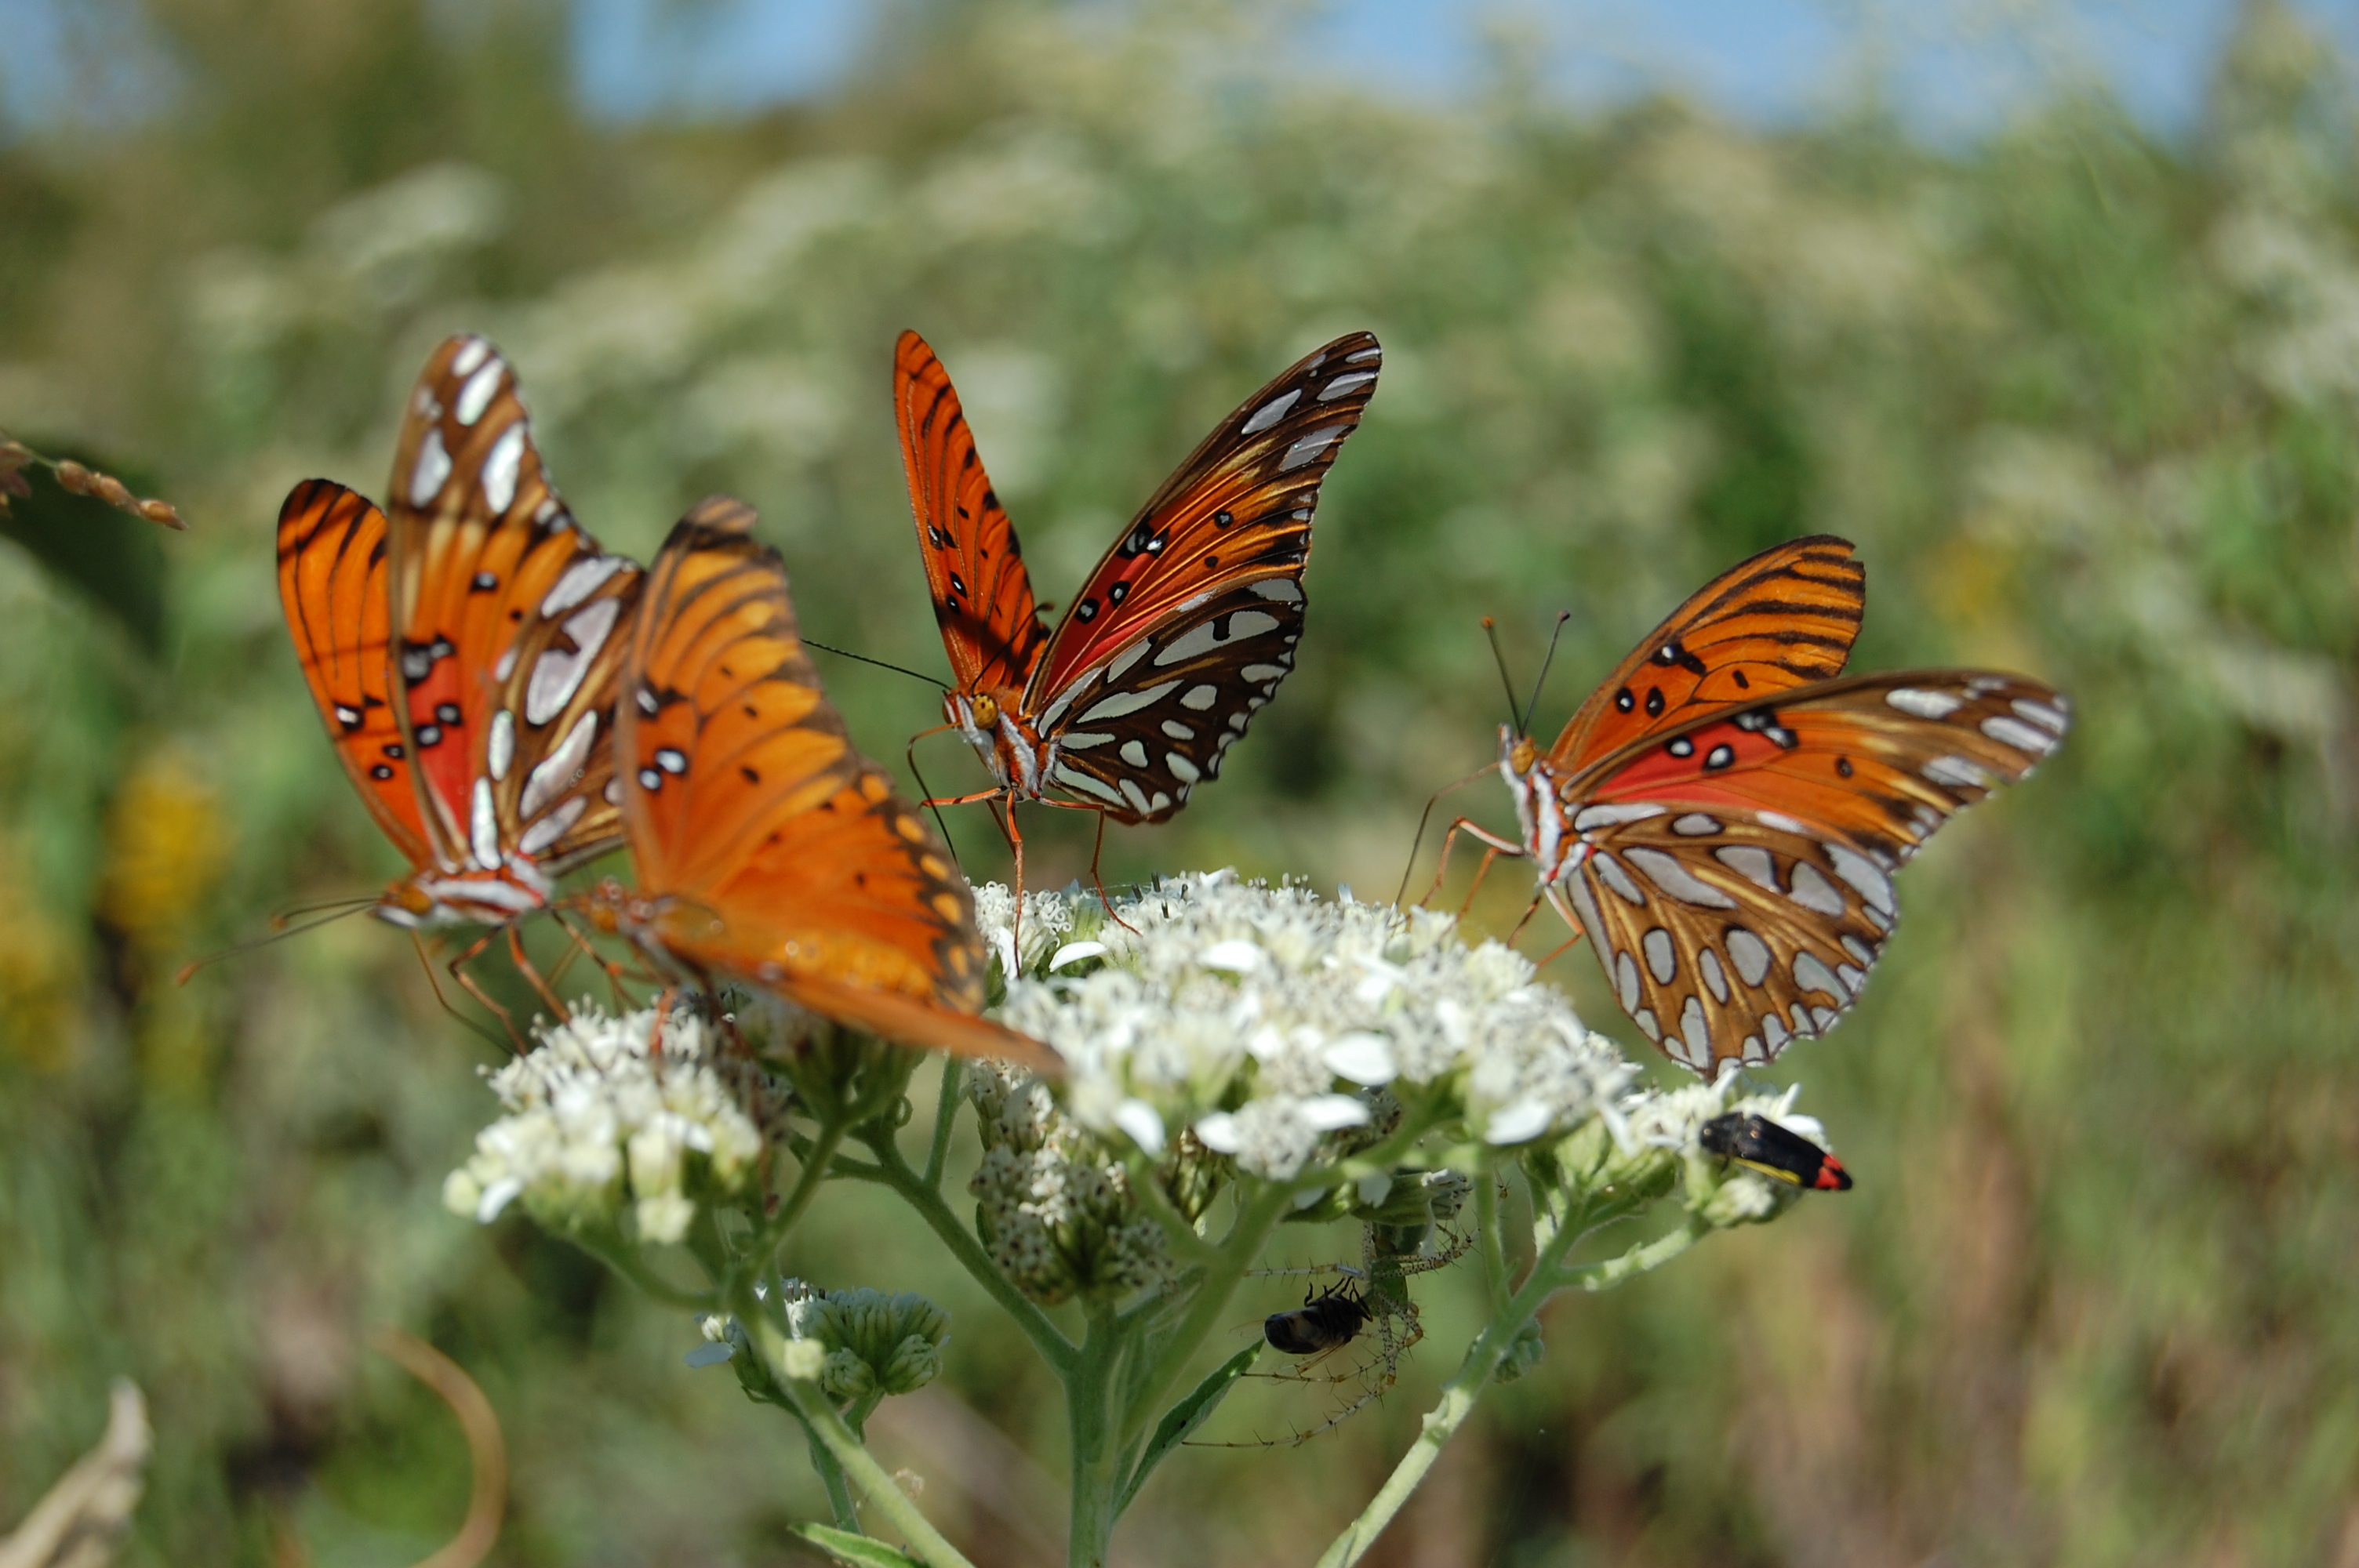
[[1699, 1112, 1853, 1191], [1263, 1280, 1370, 1357]]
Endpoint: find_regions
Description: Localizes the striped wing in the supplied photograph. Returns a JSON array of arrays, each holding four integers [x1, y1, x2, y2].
[[616, 496, 1056, 1071], [1548, 535, 1865, 775], [1027, 332, 1383, 822], [1558, 670, 2069, 1073], [386, 335, 642, 877], [276, 479, 433, 869], [895, 330, 1052, 698]]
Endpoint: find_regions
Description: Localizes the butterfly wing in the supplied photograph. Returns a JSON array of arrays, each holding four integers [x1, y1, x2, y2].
[[1023, 332, 1383, 822], [895, 330, 1051, 696], [276, 479, 433, 869], [1558, 670, 2069, 1073], [616, 496, 1056, 1071], [385, 336, 643, 878], [1547, 535, 1866, 774]]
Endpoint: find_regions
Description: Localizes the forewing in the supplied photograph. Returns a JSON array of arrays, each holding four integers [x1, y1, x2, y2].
[[1561, 670, 2069, 1072], [895, 331, 1050, 695], [1548, 536, 1865, 774], [618, 497, 1028, 1057], [385, 335, 642, 877], [1026, 332, 1382, 820], [276, 480, 432, 869]]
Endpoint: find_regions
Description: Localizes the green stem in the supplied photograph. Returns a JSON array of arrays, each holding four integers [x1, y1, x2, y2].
[[864, 1130, 1079, 1374], [1117, 1181, 1290, 1454], [1066, 1301, 1129, 1568], [1554, 1214, 1707, 1291], [923, 1060, 965, 1189], [1474, 1170, 1510, 1316], [743, 1122, 845, 1283], [1312, 1208, 1704, 1568], [802, 1418, 862, 1532], [743, 1304, 977, 1568], [572, 1229, 716, 1309]]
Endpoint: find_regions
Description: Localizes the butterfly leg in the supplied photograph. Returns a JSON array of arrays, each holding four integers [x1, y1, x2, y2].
[[504, 922, 570, 1023], [1393, 762, 1503, 906], [1420, 818, 1525, 911], [1079, 807, 1136, 934], [410, 932, 509, 1051]]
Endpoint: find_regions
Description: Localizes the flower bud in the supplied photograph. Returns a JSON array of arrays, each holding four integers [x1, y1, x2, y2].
[[780, 1287, 951, 1400]]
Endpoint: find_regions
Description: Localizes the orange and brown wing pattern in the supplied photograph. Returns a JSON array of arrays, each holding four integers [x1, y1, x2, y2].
[[276, 479, 433, 869], [1034, 332, 1380, 696], [1548, 536, 1865, 776], [896, 331, 1051, 699], [1560, 670, 2068, 1071], [384, 335, 642, 877], [617, 496, 1055, 1069]]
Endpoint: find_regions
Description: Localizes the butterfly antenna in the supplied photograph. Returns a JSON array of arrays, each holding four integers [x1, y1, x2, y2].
[[266, 893, 378, 930], [904, 736, 963, 869], [1481, 617, 1523, 734], [174, 902, 375, 985], [1521, 611, 1572, 735], [806, 639, 948, 691]]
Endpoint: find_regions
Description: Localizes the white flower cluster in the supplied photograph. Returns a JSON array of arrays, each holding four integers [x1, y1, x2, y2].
[[442, 1002, 765, 1245], [967, 1062, 1178, 1305], [977, 875, 1636, 1178]]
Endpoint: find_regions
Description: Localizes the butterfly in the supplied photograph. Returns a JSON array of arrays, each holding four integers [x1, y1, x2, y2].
[[1427, 535, 2070, 1075], [583, 495, 1057, 1072], [1699, 1112, 1852, 1191], [278, 336, 642, 1014], [895, 328, 1381, 896]]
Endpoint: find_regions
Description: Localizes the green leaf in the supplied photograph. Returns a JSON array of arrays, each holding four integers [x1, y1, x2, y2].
[[785, 1522, 929, 1567], [0, 448, 169, 656], [1114, 1342, 1261, 1517]]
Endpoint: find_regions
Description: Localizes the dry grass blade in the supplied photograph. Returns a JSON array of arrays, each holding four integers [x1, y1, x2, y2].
[[0, 1381, 151, 1568], [369, 1328, 507, 1568]]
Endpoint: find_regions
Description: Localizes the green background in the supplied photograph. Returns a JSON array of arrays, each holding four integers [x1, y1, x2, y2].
[[3, 2, 2355, 1562]]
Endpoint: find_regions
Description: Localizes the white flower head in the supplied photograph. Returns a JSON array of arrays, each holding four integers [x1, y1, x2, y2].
[[984, 876, 1637, 1178], [442, 1001, 765, 1245]]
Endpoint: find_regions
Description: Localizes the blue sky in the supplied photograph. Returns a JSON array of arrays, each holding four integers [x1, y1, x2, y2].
[[5, 0, 2357, 140], [569, 0, 2359, 140]]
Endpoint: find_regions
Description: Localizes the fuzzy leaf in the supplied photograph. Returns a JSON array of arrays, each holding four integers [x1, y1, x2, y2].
[[784, 1522, 929, 1567], [1114, 1342, 1261, 1516]]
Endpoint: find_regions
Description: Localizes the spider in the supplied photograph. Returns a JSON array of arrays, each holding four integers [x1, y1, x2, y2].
[[1191, 1225, 1475, 1447]]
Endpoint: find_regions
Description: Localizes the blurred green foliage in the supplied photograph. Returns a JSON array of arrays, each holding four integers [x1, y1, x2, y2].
[[3, 1, 2358, 1563]]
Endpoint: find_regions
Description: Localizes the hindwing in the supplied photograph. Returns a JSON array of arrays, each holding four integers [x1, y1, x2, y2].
[[1561, 670, 2068, 1070]]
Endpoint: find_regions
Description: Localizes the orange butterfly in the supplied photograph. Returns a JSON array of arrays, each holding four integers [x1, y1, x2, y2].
[[1428, 535, 2070, 1075], [896, 329, 1380, 899], [583, 497, 1057, 1072], [277, 336, 642, 1014]]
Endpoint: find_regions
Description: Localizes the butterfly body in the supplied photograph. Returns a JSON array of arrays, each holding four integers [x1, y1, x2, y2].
[[896, 328, 1381, 851], [1432, 536, 2070, 1075], [278, 337, 642, 947], [943, 686, 1059, 809]]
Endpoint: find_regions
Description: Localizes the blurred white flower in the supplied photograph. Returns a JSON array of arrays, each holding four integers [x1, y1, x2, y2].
[[966, 1062, 1180, 1305], [442, 1002, 764, 1246], [977, 874, 1636, 1178]]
